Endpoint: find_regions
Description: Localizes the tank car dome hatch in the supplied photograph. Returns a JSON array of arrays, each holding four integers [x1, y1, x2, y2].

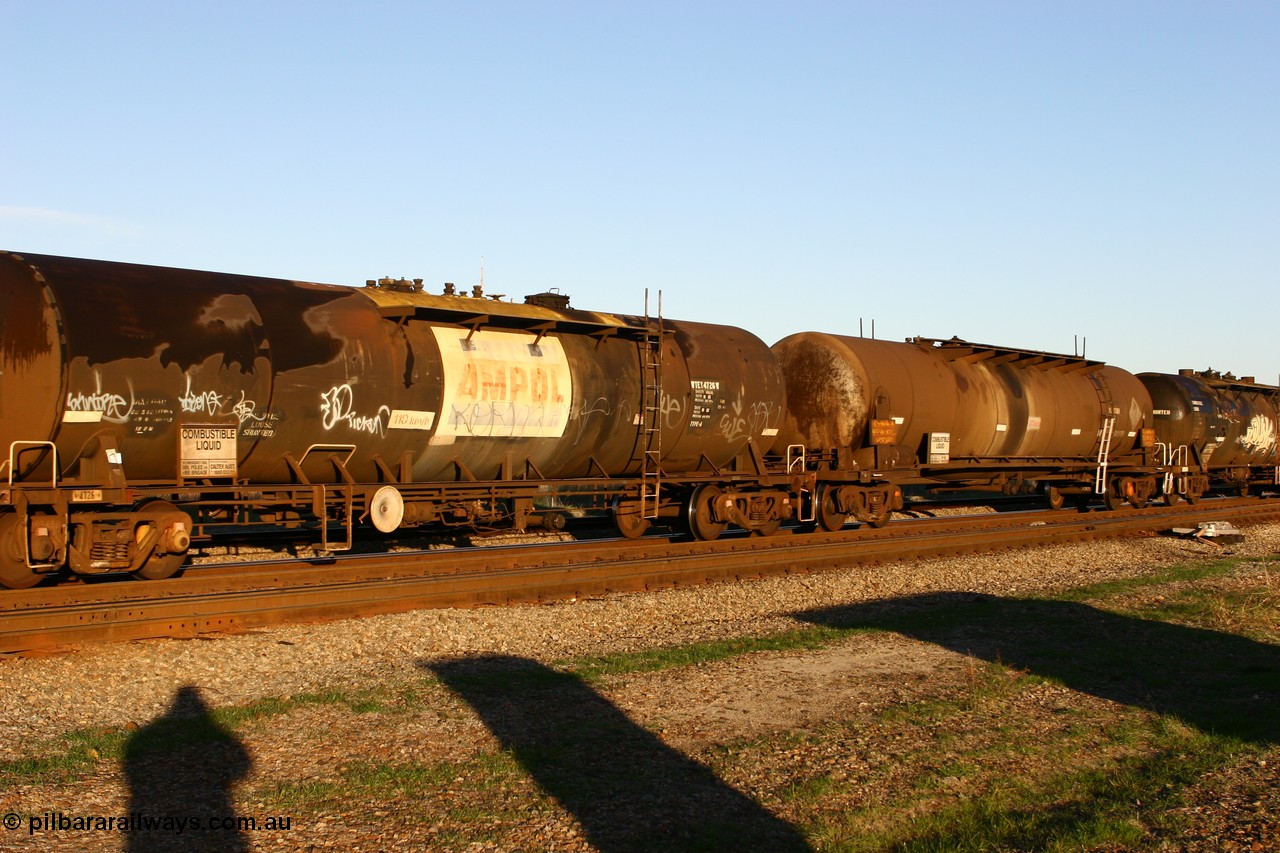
[[524, 291, 571, 310], [364, 277, 424, 293]]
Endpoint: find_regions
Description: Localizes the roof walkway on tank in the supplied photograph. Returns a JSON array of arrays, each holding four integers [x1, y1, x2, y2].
[[909, 337, 1106, 374], [362, 286, 659, 345]]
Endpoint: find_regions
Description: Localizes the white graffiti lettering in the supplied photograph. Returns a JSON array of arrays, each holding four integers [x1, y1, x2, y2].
[[747, 400, 778, 437], [448, 401, 559, 436], [1239, 415, 1277, 455], [321, 383, 391, 436], [719, 397, 749, 443], [719, 397, 779, 444], [179, 375, 226, 415], [574, 396, 613, 419], [659, 393, 683, 429], [231, 391, 268, 425], [65, 373, 133, 423]]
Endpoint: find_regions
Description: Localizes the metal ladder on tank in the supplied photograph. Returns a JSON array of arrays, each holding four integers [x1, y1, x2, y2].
[[639, 289, 664, 521], [1094, 416, 1116, 494]]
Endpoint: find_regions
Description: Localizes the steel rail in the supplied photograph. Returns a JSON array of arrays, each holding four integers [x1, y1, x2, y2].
[[2, 499, 1277, 654]]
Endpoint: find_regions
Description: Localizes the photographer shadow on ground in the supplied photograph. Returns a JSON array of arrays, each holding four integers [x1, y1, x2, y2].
[[424, 655, 812, 853], [123, 684, 252, 853], [797, 591, 1280, 745]]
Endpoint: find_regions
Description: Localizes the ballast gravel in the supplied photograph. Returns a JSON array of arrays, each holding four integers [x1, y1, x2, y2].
[[2, 521, 1278, 759]]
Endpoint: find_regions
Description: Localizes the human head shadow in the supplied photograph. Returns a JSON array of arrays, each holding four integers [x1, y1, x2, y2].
[[424, 655, 812, 853], [123, 684, 252, 852], [797, 592, 1280, 745]]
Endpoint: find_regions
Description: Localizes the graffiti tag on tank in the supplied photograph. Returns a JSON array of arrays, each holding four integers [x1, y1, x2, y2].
[[63, 372, 179, 436], [719, 397, 756, 443], [1239, 415, 1277, 455], [320, 383, 392, 436], [433, 328, 571, 438], [716, 396, 779, 444], [179, 375, 226, 415], [64, 372, 133, 423], [660, 393, 684, 429], [233, 392, 279, 438], [179, 375, 279, 437]]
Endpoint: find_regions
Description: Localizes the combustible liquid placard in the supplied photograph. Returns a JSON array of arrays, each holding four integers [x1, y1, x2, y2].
[[180, 425, 238, 477]]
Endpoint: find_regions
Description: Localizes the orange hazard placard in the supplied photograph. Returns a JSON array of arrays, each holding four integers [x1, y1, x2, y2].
[[870, 419, 898, 446]]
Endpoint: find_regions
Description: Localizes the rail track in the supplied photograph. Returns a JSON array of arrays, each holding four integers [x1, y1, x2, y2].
[[2, 498, 1277, 655]]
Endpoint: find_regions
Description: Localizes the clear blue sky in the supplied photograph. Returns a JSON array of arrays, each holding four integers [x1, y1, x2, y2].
[[4, 1, 1277, 379]]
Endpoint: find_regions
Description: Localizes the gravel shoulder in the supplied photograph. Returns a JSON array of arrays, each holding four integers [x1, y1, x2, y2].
[[1, 522, 1278, 851], [6, 526, 1269, 751]]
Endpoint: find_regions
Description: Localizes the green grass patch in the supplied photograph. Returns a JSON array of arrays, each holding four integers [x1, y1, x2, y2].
[[561, 626, 849, 682], [1128, 572, 1280, 642], [256, 751, 536, 826], [518, 553, 1280, 710], [1052, 553, 1280, 604], [0, 684, 414, 787], [849, 735, 1254, 853], [0, 727, 134, 787], [689, 660, 1261, 853], [780, 774, 838, 804]]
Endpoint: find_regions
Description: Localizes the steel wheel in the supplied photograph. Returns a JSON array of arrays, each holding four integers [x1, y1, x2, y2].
[[815, 487, 848, 532], [1046, 486, 1065, 510], [685, 484, 727, 541], [0, 513, 44, 589], [612, 497, 650, 539]]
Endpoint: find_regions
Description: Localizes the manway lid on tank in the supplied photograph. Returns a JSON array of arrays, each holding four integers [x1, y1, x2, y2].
[[1170, 368, 1280, 392], [361, 280, 655, 341]]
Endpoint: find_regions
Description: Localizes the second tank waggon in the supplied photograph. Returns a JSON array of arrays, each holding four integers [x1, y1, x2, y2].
[[771, 333, 1162, 525]]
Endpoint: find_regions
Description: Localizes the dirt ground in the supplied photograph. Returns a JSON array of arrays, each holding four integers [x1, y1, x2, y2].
[[2, 532, 1278, 851]]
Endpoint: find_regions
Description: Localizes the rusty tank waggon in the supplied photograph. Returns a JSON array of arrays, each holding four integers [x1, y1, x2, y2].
[[0, 251, 786, 588], [771, 334, 1164, 529], [1139, 369, 1280, 501]]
